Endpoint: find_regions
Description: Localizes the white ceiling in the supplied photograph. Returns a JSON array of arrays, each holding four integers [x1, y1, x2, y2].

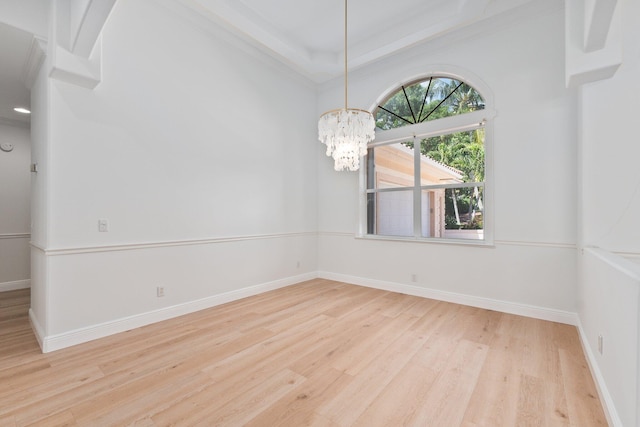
[[0, 0, 48, 125], [0, 0, 555, 125], [0, 22, 33, 126], [176, 0, 552, 82]]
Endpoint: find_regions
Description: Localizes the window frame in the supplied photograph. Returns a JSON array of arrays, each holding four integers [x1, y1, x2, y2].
[[358, 80, 496, 246]]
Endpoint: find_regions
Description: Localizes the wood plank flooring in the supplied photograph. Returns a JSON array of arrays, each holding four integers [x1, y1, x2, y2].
[[0, 280, 608, 426]]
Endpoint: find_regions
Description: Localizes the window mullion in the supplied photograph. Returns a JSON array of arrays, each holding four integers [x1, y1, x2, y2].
[[413, 135, 421, 238]]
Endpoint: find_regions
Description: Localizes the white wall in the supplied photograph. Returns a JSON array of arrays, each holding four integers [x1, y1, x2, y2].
[[577, 0, 640, 425], [579, 248, 639, 427], [30, 0, 319, 349], [0, 123, 31, 291], [317, 4, 579, 315], [580, 2, 640, 255], [29, 45, 51, 340]]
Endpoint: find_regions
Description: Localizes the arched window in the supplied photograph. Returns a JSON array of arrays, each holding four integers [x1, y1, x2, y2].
[[362, 75, 493, 242]]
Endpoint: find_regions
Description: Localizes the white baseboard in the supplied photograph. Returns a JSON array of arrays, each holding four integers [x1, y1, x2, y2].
[[34, 270, 579, 353], [0, 279, 30, 292], [38, 272, 318, 353], [318, 271, 579, 325], [576, 320, 623, 427]]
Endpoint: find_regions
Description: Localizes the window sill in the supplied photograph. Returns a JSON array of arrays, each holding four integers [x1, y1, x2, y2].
[[354, 233, 495, 248]]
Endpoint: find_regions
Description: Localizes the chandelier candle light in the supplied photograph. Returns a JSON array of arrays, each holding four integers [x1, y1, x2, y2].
[[318, 0, 375, 171]]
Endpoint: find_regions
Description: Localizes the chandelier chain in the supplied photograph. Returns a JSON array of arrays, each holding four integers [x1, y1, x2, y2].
[[344, 0, 348, 109]]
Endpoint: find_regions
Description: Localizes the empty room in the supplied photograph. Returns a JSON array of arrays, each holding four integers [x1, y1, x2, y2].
[[0, 0, 638, 425]]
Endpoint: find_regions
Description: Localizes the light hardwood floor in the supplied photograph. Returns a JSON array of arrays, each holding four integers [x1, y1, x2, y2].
[[0, 280, 607, 426]]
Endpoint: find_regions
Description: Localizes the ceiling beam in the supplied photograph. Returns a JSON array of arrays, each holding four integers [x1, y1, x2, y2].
[[565, 0, 621, 88], [69, 0, 117, 57], [48, 0, 117, 89], [583, 0, 617, 52]]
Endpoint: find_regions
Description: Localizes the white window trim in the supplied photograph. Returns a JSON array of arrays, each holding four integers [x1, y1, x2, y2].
[[358, 107, 496, 246]]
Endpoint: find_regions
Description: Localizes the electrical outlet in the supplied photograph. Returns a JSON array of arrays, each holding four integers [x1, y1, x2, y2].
[[98, 219, 109, 232], [411, 274, 417, 282], [597, 334, 603, 355], [296, 261, 300, 269], [157, 286, 165, 297]]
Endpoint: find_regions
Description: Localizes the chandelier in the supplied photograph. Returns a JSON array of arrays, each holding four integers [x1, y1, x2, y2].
[[318, 0, 375, 172]]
